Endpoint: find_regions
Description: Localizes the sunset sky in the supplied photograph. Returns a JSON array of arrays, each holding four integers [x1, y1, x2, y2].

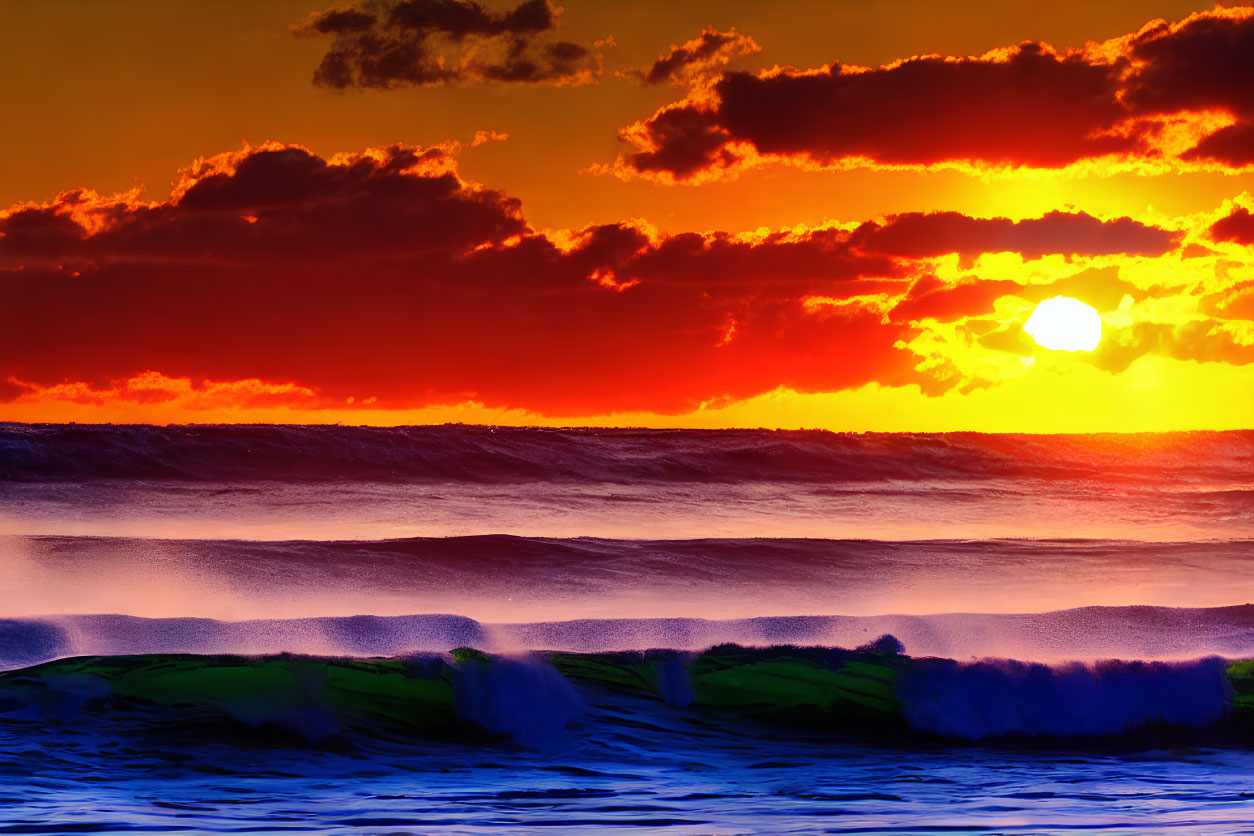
[[2, 0, 1252, 431]]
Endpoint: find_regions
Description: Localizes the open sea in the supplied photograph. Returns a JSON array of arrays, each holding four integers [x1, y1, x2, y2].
[[1, 424, 1252, 834]]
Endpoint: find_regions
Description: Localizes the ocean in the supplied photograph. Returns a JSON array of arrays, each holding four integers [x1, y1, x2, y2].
[[1, 424, 1252, 834]]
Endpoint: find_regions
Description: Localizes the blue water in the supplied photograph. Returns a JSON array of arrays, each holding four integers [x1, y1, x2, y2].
[[4, 677, 1254, 835]]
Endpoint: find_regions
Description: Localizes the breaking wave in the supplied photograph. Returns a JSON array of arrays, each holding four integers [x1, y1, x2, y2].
[[0, 647, 1247, 746]]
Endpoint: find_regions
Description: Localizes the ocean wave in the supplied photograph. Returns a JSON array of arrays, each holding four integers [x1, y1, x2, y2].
[[0, 647, 1248, 746], [3, 423, 1249, 485]]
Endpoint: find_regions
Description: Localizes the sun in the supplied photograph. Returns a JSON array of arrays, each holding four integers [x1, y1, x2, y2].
[[1023, 296, 1102, 352]]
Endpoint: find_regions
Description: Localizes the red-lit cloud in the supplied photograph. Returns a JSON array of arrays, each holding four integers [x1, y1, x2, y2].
[[611, 7, 1254, 182], [0, 143, 1233, 416]]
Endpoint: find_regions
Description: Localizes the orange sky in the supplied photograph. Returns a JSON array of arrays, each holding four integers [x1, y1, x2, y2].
[[1, 0, 1252, 430]]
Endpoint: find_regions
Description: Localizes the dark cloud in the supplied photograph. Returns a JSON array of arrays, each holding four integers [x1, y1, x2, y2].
[[1123, 10, 1254, 118], [618, 42, 1136, 180], [850, 211, 1180, 260], [1122, 9, 1254, 168], [295, 0, 598, 88], [0, 145, 525, 266], [618, 104, 737, 181], [1183, 121, 1254, 166], [637, 27, 760, 86], [1210, 207, 1254, 245], [613, 8, 1254, 181], [717, 43, 1132, 167]]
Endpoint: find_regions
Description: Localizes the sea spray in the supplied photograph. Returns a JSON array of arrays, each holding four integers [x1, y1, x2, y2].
[[7, 608, 1254, 669], [0, 618, 71, 668]]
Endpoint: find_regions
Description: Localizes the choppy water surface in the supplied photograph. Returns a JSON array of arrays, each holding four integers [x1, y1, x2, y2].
[[4, 679, 1254, 835]]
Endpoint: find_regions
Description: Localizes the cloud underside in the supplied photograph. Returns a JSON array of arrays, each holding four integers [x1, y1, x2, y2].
[[615, 7, 1254, 181], [0, 143, 1250, 415]]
